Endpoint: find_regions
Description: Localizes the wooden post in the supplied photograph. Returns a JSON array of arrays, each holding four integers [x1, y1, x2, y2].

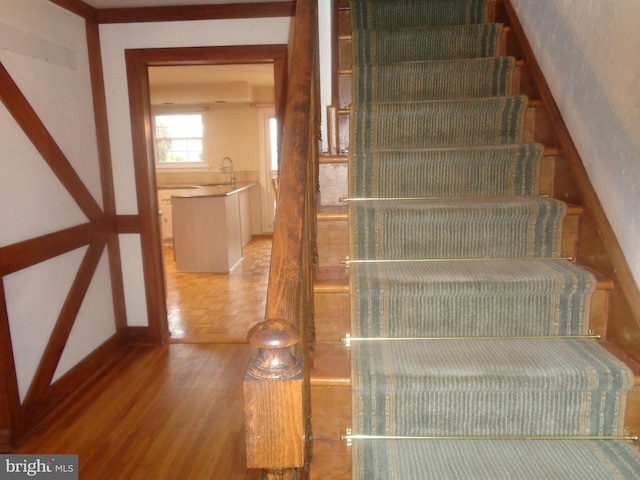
[[244, 319, 304, 476], [327, 105, 339, 156]]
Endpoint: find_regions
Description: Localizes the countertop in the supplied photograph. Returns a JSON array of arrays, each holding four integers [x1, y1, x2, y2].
[[167, 182, 257, 198]]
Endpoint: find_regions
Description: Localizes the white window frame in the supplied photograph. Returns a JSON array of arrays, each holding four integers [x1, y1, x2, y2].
[[152, 108, 209, 171]]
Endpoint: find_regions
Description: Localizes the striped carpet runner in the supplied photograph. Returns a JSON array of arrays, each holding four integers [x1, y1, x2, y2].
[[347, 0, 640, 478]]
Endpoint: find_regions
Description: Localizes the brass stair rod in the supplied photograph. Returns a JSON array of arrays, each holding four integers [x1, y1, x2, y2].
[[341, 432, 640, 444], [340, 193, 550, 204], [342, 256, 574, 266], [341, 333, 601, 347]]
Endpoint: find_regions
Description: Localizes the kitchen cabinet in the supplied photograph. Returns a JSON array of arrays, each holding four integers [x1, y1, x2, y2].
[[171, 183, 256, 272], [157, 188, 188, 241]]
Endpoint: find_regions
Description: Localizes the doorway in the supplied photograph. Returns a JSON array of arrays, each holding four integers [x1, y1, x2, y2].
[[257, 107, 279, 232], [124, 45, 288, 343]]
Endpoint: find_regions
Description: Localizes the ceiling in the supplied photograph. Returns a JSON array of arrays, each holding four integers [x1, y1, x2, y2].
[[148, 63, 275, 88], [83, 0, 288, 8]]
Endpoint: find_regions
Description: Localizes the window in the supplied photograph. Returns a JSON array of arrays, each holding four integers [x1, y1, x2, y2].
[[153, 112, 204, 166]]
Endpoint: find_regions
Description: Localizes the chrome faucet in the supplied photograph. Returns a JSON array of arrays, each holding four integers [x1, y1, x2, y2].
[[219, 157, 236, 185]]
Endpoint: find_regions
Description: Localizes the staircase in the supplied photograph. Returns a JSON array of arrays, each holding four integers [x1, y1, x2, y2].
[[311, 0, 640, 478]]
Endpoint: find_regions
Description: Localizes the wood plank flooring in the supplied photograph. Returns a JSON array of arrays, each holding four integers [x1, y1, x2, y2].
[[18, 344, 261, 479], [17, 237, 273, 479]]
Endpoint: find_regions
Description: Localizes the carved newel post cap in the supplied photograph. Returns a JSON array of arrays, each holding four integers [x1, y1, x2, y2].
[[247, 319, 302, 380], [248, 318, 300, 349]]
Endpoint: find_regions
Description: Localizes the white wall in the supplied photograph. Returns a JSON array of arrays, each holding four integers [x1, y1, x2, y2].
[[511, 0, 640, 290], [0, 0, 115, 399], [99, 17, 292, 326]]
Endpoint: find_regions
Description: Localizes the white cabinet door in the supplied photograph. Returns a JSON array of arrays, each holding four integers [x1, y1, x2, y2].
[[157, 189, 187, 241]]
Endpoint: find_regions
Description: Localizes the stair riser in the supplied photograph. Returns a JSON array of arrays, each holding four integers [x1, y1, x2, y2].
[[314, 286, 609, 346], [355, 296, 593, 339], [314, 291, 350, 343], [339, 62, 522, 109], [311, 385, 351, 440], [339, 30, 508, 73], [338, 61, 540, 111], [318, 215, 580, 265], [353, 439, 640, 480], [309, 440, 351, 480], [352, 147, 541, 200], [351, 261, 599, 338], [338, 1, 498, 36], [354, 391, 629, 437], [353, 339, 634, 438], [319, 163, 348, 206], [318, 154, 556, 208], [351, 199, 570, 259], [317, 219, 349, 268], [627, 389, 640, 435], [336, 104, 554, 155]]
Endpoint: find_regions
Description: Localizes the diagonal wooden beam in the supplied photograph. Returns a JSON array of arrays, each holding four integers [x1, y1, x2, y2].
[[0, 61, 103, 221], [0, 280, 24, 449], [21, 237, 107, 414], [0, 219, 110, 276]]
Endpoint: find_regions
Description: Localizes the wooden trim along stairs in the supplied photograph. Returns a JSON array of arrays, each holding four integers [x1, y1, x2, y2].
[[311, 0, 640, 477]]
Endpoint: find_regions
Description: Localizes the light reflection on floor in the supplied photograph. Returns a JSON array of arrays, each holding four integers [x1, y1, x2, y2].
[[164, 236, 272, 344]]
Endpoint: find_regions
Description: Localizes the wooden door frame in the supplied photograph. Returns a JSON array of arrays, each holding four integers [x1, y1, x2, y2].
[[124, 45, 288, 343]]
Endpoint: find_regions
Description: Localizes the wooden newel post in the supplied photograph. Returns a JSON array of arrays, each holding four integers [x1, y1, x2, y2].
[[244, 319, 304, 480]]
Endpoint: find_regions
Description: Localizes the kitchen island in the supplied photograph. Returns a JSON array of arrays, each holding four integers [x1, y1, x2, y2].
[[171, 182, 256, 273]]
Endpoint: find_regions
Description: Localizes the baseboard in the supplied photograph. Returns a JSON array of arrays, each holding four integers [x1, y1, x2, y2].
[[16, 334, 128, 447], [126, 326, 166, 345], [0, 428, 12, 453]]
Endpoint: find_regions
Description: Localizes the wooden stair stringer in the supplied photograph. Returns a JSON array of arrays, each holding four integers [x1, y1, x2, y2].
[[311, 261, 351, 477]]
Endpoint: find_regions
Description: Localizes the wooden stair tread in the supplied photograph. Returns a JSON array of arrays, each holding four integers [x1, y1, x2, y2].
[[600, 342, 640, 385], [315, 266, 349, 289], [580, 266, 614, 290], [320, 154, 348, 164], [566, 204, 583, 215], [318, 207, 347, 221]]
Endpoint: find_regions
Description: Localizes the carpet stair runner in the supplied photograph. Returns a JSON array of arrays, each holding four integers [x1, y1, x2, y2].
[[347, 0, 640, 478]]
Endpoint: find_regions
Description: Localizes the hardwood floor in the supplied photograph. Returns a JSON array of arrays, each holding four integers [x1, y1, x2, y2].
[[17, 237, 272, 479], [166, 236, 272, 344]]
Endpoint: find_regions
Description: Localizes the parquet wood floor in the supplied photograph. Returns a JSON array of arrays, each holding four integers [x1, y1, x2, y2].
[[165, 236, 272, 344], [16, 237, 273, 478]]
